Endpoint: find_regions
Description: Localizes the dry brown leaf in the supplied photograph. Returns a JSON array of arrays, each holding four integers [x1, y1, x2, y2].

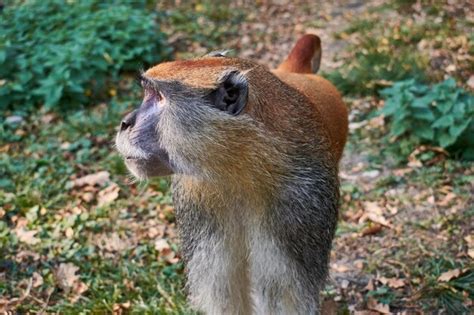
[[365, 278, 375, 291], [74, 171, 110, 187], [367, 297, 390, 314], [438, 268, 462, 282], [41, 113, 57, 124], [15, 250, 40, 262], [55, 263, 80, 292], [155, 239, 178, 263], [155, 239, 170, 252], [464, 235, 473, 245], [15, 228, 40, 245], [361, 202, 393, 228], [367, 116, 384, 128], [97, 233, 129, 253], [113, 301, 131, 314], [378, 276, 405, 289], [148, 225, 166, 239], [69, 281, 89, 303], [331, 263, 350, 273], [97, 183, 120, 207], [393, 168, 413, 177], [467, 75, 474, 89], [80, 192, 94, 203], [32, 272, 43, 288], [468, 249, 474, 259], [65, 227, 74, 238], [437, 192, 456, 207], [361, 224, 383, 236]]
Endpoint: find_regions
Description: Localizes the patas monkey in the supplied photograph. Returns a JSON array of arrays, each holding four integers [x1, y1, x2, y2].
[[116, 34, 348, 314]]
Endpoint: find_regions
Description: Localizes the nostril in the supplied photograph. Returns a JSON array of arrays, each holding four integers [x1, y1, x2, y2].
[[120, 110, 137, 132], [120, 120, 131, 131]]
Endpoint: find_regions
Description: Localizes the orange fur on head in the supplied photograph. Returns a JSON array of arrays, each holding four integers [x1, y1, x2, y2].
[[145, 34, 348, 163]]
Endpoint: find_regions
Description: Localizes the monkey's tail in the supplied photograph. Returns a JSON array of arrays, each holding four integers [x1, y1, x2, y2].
[[277, 34, 322, 74]]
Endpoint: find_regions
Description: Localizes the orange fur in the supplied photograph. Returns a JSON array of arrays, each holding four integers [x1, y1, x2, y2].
[[145, 34, 348, 163], [277, 34, 321, 74], [272, 71, 348, 161]]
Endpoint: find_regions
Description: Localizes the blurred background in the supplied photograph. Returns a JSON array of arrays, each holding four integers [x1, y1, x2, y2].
[[0, 0, 472, 313]]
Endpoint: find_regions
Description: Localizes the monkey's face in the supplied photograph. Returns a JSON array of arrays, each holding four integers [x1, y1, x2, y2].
[[115, 58, 250, 179]]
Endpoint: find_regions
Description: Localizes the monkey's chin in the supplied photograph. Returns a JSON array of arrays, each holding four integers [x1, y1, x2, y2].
[[124, 156, 174, 179]]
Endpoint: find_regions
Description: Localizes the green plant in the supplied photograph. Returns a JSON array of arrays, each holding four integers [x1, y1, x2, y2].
[[380, 78, 474, 160], [0, 1, 170, 111], [326, 16, 428, 96], [164, 1, 244, 57], [415, 257, 473, 314]]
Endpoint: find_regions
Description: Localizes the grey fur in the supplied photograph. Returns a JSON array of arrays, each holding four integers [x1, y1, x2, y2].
[[116, 62, 340, 314]]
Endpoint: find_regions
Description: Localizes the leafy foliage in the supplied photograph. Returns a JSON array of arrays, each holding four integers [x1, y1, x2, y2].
[[327, 2, 472, 96], [0, 1, 170, 111], [326, 16, 428, 96], [162, 1, 244, 57], [415, 257, 473, 314], [380, 78, 474, 160]]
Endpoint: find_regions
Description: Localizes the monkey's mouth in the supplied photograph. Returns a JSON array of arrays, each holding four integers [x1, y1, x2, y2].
[[122, 151, 174, 178]]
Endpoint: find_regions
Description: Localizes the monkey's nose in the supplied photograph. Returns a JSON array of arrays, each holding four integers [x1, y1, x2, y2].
[[120, 120, 131, 131], [120, 110, 137, 131]]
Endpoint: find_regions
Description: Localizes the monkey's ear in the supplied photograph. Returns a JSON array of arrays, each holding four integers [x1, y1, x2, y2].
[[211, 71, 248, 115]]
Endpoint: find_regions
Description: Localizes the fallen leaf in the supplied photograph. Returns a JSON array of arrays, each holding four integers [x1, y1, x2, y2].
[[97, 183, 120, 207], [438, 268, 461, 282], [80, 192, 94, 203], [148, 225, 166, 239], [393, 168, 413, 176], [361, 202, 393, 228], [331, 263, 350, 273], [97, 233, 129, 253], [69, 281, 88, 303], [41, 113, 57, 124], [155, 239, 170, 252], [15, 250, 40, 262], [365, 278, 375, 291], [15, 228, 40, 245], [65, 227, 74, 238], [32, 272, 43, 288], [437, 192, 456, 207], [464, 235, 473, 245], [378, 276, 405, 288], [467, 75, 474, 89], [361, 224, 383, 236], [55, 263, 80, 292], [367, 297, 390, 314], [74, 171, 110, 187]]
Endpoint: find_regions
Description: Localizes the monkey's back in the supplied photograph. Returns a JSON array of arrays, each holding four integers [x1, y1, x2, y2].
[[272, 70, 348, 162]]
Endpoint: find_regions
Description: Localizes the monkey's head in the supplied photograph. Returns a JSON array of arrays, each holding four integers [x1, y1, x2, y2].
[[115, 55, 271, 181]]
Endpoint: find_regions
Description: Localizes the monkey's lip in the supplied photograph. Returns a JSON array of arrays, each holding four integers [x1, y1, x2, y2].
[[123, 152, 174, 177]]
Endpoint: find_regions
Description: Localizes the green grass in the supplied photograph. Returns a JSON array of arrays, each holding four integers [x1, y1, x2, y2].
[[326, 1, 473, 96], [0, 99, 192, 313], [1, 0, 473, 313]]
